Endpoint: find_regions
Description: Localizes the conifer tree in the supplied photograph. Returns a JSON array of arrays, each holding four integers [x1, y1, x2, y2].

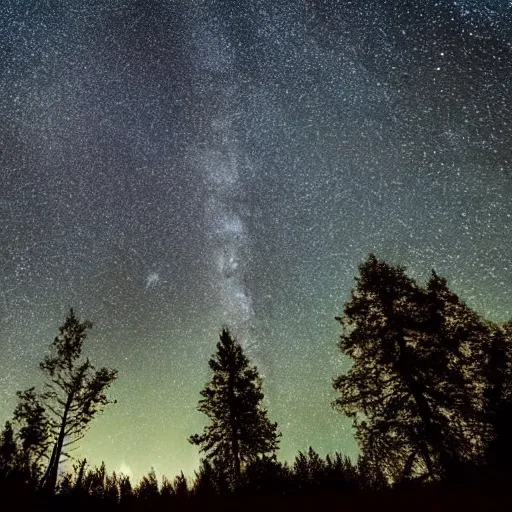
[[0, 421, 18, 477], [333, 255, 487, 481], [14, 308, 118, 493], [292, 447, 325, 492], [13, 387, 51, 479], [135, 468, 159, 501], [189, 328, 280, 486], [172, 471, 189, 499], [192, 458, 229, 496], [160, 475, 174, 501]]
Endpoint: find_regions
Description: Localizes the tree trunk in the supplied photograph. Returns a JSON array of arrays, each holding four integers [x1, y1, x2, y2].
[[395, 328, 451, 477], [41, 391, 74, 493], [231, 424, 240, 483], [38, 442, 57, 491], [228, 370, 240, 484], [382, 295, 450, 478]]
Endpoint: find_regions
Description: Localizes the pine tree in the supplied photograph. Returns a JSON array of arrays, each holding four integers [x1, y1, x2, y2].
[[135, 468, 159, 501], [84, 461, 108, 500], [192, 458, 229, 496], [0, 421, 18, 477], [292, 447, 325, 492], [14, 308, 118, 493], [172, 471, 189, 499], [13, 387, 51, 479], [160, 475, 174, 502], [189, 328, 280, 486], [241, 455, 289, 495], [118, 473, 133, 505], [323, 452, 359, 492], [333, 255, 487, 481]]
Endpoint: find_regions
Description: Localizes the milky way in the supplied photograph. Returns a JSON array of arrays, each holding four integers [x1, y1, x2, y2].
[[191, 9, 256, 345], [1, 0, 512, 480]]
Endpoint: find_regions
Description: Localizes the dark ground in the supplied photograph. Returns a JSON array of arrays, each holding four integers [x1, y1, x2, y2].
[[1, 487, 509, 512]]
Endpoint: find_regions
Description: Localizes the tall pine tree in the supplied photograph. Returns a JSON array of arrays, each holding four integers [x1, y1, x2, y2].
[[189, 328, 280, 486], [14, 308, 118, 493]]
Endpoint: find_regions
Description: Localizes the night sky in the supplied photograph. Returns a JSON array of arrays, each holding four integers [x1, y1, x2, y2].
[[1, 0, 512, 481]]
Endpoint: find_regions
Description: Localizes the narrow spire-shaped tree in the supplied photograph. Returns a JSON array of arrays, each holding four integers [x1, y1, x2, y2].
[[189, 328, 280, 486], [15, 308, 118, 493]]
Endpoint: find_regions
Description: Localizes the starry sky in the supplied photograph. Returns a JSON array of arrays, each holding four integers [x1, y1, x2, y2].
[[1, 0, 512, 482]]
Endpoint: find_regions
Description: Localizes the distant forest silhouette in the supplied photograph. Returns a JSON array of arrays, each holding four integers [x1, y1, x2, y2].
[[1, 254, 511, 510]]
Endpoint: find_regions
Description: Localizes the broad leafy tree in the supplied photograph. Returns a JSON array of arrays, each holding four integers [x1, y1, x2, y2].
[[333, 255, 488, 481], [189, 328, 280, 485]]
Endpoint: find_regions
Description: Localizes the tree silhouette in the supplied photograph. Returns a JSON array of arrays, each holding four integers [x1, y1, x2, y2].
[[189, 328, 280, 486], [323, 452, 360, 492], [160, 474, 174, 504], [13, 387, 51, 480], [292, 447, 325, 492], [333, 255, 487, 481], [355, 452, 388, 491], [482, 323, 512, 471], [240, 455, 290, 495], [420, 271, 491, 475], [118, 472, 133, 506], [135, 468, 159, 502], [14, 308, 118, 493], [84, 461, 108, 500], [172, 471, 189, 499], [0, 421, 18, 479], [192, 458, 230, 496]]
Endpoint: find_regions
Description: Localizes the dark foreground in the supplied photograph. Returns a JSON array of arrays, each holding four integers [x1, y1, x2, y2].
[[1, 487, 510, 512]]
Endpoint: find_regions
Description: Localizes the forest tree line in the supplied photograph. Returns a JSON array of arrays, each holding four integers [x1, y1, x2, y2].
[[0, 254, 511, 508]]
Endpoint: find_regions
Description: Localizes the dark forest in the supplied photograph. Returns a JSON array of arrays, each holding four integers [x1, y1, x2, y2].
[[1, 254, 510, 510]]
